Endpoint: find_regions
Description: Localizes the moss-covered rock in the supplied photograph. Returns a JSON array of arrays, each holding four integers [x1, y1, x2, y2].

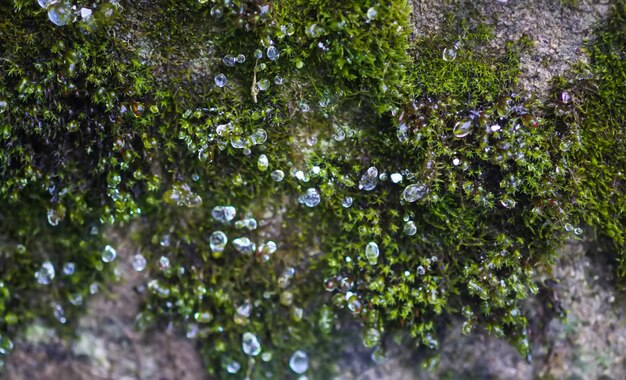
[[0, 0, 624, 378]]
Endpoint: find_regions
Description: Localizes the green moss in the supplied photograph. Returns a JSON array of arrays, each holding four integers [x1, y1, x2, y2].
[[0, 0, 625, 378]]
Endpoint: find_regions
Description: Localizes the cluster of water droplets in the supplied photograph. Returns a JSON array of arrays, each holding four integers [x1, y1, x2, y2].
[[163, 182, 203, 207], [38, 0, 118, 27]]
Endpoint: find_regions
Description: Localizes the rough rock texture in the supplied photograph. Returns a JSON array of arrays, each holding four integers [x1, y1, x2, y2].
[[411, 0, 610, 96]]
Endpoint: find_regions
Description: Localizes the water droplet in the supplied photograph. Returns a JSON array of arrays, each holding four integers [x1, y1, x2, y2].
[[212, 206, 236, 223], [417, 265, 425, 275], [365, 242, 379, 265], [47, 205, 66, 226], [453, 119, 472, 138], [366, 7, 378, 20], [132, 254, 147, 271], [226, 360, 241, 374], [101, 245, 117, 263], [62, 262, 75, 276], [390, 173, 403, 183], [452, 158, 461, 166], [274, 76, 284, 85], [35, 261, 55, 285], [305, 23, 323, 38], [280, 290, 294, 306], [299, 188, 321, 207], [363, 328, 381, 348], [242, 332, 262, 356], [261, 352, 273, 362], [53, 304, 66, 324], [347, 295, 362, 314], [256, 79, 270, 91], [257, 154, 269, 171], [0, 335, 14, 356], [442, 47, 457, 62], [223, 55, 237, 66], [490, 124, 501, 132], [156, 257, 169, 272], [233, 237, 256, 255], [574, 227, 583, 235], [271, 170, 285, 182], [214, 73, 227, 88], [289, 350, 309, 374], [47, 1, 72, 26], [38, 0, 53, 8], [266, 46, 279, 61], [251, 128, 268, 144], [210, 6, 223, 18], [402, 183, 429, 203], [236, 54, 246, 63], [404, 221, 417, 236], [341, 197, 353, 208], [359, 166, 379, 191]]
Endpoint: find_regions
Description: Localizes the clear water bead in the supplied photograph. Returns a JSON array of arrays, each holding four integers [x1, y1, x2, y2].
[[214, 73, 227, 88], [359, 166, 379, 191], [251, 128, 268, 144], [47, 1, 72, 26], [223, 55, 236, 66], [132, 254, 147, 271], [266, 46, 279, 61], [453, 119, 472, 138], [366, 7, 378, 20], [299, 188, 321, 207], [289, 350, 309, 374], [365, 242, 380, 265], [233, 237, 256, 255], [341, 197, 353, 208], [0, 335, 14, 356], [442, 47, 457, 62], [402, 183, 429, 203], [226, 360, 241, 374], [256, 79, 270, 91], [212, 206, 236, 223], [62, 262, 75, 276], [101, 245, 117, 263], [242, 332, 262, 356], [271, 170, 285, 182], [35, 261, 55, 285], [404, 221, 417, 236], [257, 154, 269, 171], [390, 173, 403, 183]]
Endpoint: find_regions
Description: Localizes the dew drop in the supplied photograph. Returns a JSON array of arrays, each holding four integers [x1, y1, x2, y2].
[[212, 206, 236, 223], [299, 188, 321, 207], [453, 119, 472, 138], [35, 261, 55, 285], [257, 154, 269, 171], [226, 360, 241, 374], [251, 128, 268, 144], [402, 183, 429, 203], [214, 73, 227, 88], [223, 55, 237, 67], [365, 242, 380, 265], [266, 46, 279, 61], [242, 332, 262, 356], [442, 47, 457, 62], [289, 350, 309, 374], [62, 262, 75, 276], [390, 173, 403, 183], [47, 1, 72, 26], [132, 254, 147, 272], [366, 7, 378, 20], [359, 166, 379, 191], [404, 221, 417, 236], [256, 78, 270, 91], [271, 170, 285, 182], [233, 237, 256, 255], [101, 245, 117, 263], [341, 197, 353, 208]]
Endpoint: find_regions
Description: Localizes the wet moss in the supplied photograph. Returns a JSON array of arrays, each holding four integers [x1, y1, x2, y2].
[[0, 0, 624, 378]]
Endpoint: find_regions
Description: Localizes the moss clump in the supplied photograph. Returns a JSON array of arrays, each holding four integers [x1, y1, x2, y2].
[[0, 0, 625, 378]]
